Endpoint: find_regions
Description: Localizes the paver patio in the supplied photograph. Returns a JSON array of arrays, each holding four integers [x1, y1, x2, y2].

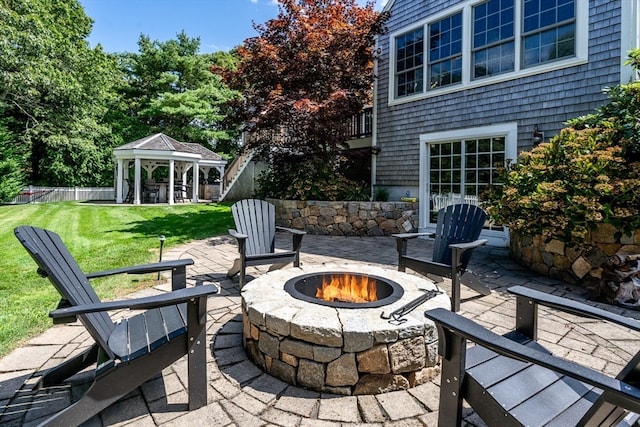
[[1, 233, 640, 426]]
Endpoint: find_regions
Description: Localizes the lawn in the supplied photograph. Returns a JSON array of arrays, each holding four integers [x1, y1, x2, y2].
[[0, 201, 234, 357]]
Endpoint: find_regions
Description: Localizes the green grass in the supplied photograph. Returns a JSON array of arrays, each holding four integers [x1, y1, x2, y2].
[[0, 201, 234, 357]]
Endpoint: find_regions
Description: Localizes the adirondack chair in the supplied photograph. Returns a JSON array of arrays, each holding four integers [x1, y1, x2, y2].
[[14, 226, 218, 427], [393, 203, 490, 312], [227, 199, 306, 287], [425, 286, 640, 426]]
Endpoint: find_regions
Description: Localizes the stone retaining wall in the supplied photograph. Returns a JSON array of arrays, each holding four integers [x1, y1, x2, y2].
[[510, 224, 640, 286], [268, 199, 419, 236]]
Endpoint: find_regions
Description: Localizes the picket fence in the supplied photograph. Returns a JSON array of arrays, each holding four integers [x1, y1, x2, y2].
[[9, 186, 115, 204]]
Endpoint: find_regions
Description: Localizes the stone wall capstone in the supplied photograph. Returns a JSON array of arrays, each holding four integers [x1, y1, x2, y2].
[[267, 199, 419, 236]]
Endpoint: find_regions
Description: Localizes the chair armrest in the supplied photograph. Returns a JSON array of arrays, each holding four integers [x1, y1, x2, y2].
[[449, 239, 488, 251], [49, 285, 218, 319], [276, 226, 306, 235], [228, 229, 248, 240], [425, 307, 640, 413], [86, 259, 194, 279], [392, 232, 434, 240], [508, 285, 640, 333]]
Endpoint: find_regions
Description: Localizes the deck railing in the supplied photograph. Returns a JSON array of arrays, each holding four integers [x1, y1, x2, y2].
[[348, 107, 373, 139]]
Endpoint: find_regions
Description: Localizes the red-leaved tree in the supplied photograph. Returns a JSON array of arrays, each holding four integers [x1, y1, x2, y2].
[[219, 0, 389, 200]]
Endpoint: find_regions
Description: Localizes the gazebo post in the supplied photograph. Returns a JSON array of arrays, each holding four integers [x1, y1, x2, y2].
[[116, 159, 124, 203], [134, 158, 141, 205], [217, 165, 225, 201], [192, 161, 199, 203], [169, 160, 175, 205]]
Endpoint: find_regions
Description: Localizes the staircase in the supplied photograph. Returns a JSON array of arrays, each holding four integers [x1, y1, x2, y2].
[[219, 149, 256, 201]]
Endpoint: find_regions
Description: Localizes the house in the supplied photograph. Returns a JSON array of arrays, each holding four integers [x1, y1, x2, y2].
[[372, 0, 639, 246]]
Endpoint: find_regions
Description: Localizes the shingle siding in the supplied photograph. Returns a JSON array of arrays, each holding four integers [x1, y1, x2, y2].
[[375, 0, 623, 188]]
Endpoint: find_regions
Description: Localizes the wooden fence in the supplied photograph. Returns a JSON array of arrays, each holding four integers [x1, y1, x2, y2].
[[9, 186, 115, 204]]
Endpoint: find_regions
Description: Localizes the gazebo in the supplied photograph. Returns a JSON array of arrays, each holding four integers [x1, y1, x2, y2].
[[113, 133, 227, 205]]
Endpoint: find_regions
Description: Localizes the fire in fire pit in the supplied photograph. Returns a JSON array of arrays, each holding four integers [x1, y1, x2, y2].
[[284, 271, 404, 308]]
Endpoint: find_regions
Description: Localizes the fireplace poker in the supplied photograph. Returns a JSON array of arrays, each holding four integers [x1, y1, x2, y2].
[[380, 288, 443, 324]]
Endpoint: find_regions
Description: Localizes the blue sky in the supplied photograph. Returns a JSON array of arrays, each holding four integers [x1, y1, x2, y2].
[[80, 0, 387, 54]]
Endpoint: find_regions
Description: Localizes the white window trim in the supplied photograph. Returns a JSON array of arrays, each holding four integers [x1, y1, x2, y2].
[[388, 0, 589, 106], [621, 0, 640, 83], [418, 122, 518, 247]]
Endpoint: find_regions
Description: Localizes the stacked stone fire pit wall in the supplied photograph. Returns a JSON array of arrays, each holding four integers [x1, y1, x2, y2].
[[510, 224, 640, 286], [241, 265, 449, 396], [267, 199, 419, 236]]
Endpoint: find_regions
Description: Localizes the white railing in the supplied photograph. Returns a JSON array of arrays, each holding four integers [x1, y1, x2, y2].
[[431, 193, 479, 211], [8, 186, 115, 204]]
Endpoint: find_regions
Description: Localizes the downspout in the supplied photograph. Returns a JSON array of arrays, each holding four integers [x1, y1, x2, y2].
[[371, 39, 380, 201]]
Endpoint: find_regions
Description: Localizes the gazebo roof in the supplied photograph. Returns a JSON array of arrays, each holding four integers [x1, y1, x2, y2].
[[114, 133, 225, 162]]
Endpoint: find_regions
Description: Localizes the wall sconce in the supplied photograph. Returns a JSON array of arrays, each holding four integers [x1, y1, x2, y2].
[[371, 146, 381, 155], [532, 125, 544, 144]]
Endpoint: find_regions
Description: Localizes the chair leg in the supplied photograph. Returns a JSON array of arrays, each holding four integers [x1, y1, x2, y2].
[[460, 271, 491, 296], [40, 340, 190, 426], [186, 297, 207, 410], [268, 262, 291, 272], [396, 238, 408, 272], [39, 379, 126, 427], [436, 325, 466, 426], [227, 259, 241, 278], [451, 271, 461, 312], [239, 267, 246, 288], [35, 344, 99, 389]]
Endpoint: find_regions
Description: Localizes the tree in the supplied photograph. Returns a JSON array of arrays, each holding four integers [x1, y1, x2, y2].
[[115, 33, 242, 153], [222, 0, 389, 200], [0, 114, 24, 202], [0, 0, 122, 186]]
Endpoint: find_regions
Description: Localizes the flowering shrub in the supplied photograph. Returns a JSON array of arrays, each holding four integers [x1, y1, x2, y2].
[[484, 50, 640, 245]]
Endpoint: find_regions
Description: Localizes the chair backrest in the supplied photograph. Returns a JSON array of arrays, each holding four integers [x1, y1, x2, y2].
[[432, 204, 487, 269], [231, 199, 276, 256], [14, 226, 116, 357]]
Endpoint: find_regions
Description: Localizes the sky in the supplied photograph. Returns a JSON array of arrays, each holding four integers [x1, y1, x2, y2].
[[80, 0, 388, 54]]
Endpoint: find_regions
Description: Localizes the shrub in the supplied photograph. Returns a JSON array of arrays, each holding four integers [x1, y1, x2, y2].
[[254, 156, 369, 201], [374, 186, 390, 201], [483, 50, 640, 246]]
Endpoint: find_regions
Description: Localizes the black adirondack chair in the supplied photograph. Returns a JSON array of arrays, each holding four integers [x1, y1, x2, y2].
[[425, 286, 640, 426], [227, 199, 306, 287], [14, 226, 218, 426], [393, 203, 490, 311]]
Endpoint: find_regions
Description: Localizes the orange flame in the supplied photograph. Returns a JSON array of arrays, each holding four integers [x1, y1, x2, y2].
[[315, 274, 377, 303]]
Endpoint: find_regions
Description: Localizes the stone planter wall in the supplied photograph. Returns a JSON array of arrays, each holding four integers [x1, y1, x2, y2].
[[267, 199, 419, 236], [510, 223, 640, 286]]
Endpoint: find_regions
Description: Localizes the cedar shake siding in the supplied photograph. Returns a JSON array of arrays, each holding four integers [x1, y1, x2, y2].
[[374, 0, 625, 191]]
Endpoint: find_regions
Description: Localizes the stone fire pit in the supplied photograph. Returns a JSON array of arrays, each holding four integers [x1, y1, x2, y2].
[[241, 264, 450, 395]]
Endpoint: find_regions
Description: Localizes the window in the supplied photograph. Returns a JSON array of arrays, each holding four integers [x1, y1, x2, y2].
[[522, 0, 576, 67], [395, 29, 424, 98], [390, 0, 583, 102], [419, 123, 518, 243], [427, 137, 505, 224], [473, 0, 515, 79], [429, 13, 463, 88]]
